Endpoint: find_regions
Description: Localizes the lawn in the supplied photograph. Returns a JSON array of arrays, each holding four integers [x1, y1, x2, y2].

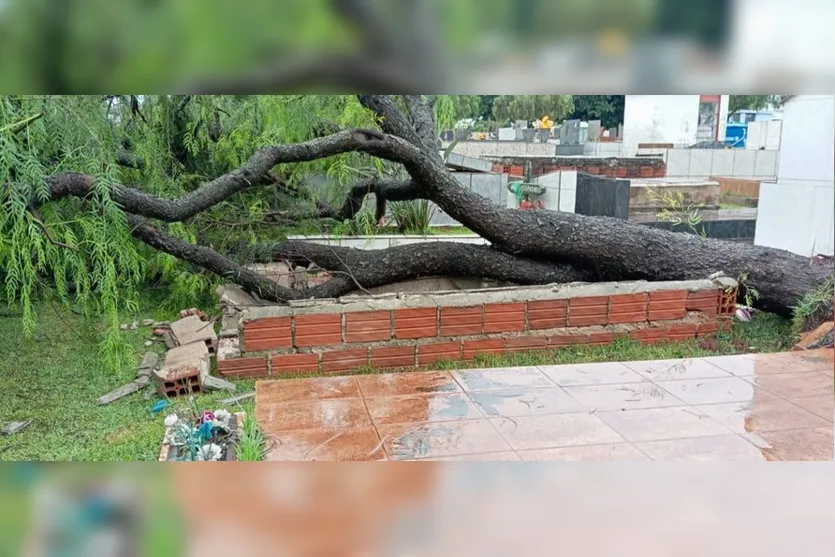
[[0, 297, 793, 461], [0, 298, 257, 461]]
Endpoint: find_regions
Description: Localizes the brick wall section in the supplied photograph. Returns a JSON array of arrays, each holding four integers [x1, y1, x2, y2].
[[217, 283, 735, 378], [490, 156, 666, 178]]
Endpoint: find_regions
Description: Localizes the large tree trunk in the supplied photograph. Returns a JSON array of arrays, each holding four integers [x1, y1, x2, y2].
[[387, 132, 832, 316]]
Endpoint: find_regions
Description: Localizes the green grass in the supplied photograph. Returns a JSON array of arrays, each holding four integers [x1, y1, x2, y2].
[[0, 295, 791, 461], [236, 402, 267, 461], [0, 299, 256, 461], [791, 275, 835, 336]]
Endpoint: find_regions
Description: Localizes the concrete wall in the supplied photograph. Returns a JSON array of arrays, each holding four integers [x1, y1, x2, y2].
[[745, 120, 782, 150], [755, 182, 834, 256], [622, 95, 701, 156], [663, 149, 778, 180], [441, 140, 556, 159], [755, 96, 835, 256], [775, 95, 834, 185], [583, 142, 624, 157]]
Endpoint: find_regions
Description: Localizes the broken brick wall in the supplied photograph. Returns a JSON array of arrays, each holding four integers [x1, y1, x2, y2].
[[489, 157, 666, 179], [216, 279, 737, 379]]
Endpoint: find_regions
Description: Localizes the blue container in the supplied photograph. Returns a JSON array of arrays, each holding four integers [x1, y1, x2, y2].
[[725, 123, 747, 148]]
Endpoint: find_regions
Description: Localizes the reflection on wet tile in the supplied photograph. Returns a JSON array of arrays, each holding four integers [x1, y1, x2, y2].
[[356, 371, 462, 398], [538, 362, 646, 386], [696, 398, 831, 434], [758, 428, 834, 461], [794, 349, 834, 371], [597, 407, 728, 442], [264, 427, 385, 461], [655, 377, 766, 405], [258, 399, 372, 432], [256, 376, 361, 404], [418, 452, 522, 461], [706, 353, 822, 377], [365, 393, 484, 425], [518, 443, 648, 461], [747, 372, 835, 399], [378, 419, 510, 460], [635, 435, 770, 461], [563, 382, 684, 411], [788, 395, 834, 422], [451, 367, 554, 391], [491, 413, 624, 450], [625, 358, 731, 381], [468, 387, 587, 417]]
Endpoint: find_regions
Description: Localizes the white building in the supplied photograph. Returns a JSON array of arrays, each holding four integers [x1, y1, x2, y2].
[[754, 95, 835, 256], [622, 95, 730, 156]]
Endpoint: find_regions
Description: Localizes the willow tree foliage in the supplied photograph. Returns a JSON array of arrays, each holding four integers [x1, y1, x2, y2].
[[0, 95, 390, 370]]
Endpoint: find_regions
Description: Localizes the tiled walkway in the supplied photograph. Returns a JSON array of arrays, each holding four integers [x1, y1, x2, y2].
[[255, 349, 834, 461]]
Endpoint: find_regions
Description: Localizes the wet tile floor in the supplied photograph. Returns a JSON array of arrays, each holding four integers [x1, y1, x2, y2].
[[255, 349, 834, 461]]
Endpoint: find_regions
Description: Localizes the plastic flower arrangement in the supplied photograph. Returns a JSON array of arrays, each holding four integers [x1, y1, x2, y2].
[[163, 404, 234, 462]]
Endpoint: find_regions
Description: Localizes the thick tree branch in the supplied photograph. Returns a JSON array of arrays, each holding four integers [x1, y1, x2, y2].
[[40, 128, 426, 222], [126, 215, 302, 303], [357, 95, 425, 149], [403, 95, 440, 155]]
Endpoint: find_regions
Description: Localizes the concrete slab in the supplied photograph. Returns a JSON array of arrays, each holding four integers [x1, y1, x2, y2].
[[169, 315, 218, 352]]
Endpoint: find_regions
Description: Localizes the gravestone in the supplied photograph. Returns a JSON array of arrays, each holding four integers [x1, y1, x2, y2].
[[575, 174, 630, 219]]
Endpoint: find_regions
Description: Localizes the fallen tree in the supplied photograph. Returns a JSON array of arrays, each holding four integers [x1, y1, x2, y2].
[[6, 95, 833, 325]]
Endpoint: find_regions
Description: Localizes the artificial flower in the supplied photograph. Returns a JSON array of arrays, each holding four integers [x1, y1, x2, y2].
[[195, 443, 222, 461]]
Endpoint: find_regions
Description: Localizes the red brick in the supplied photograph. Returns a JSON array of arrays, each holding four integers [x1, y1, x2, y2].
[[629, 327, 668, 345], [547, 334, 575, 347], [243, 317, 291, 351], [483, 302, 525, 333], [587, 331, 615, 345], [217, 356, 268, 379], [571, 296, 609, 306], [667, 323, 698, 340], [609, 295, 648, 324], [345, 310, 391, 343], [270, 353, 320, 375], [610, 293, 648, 305], [295, 314, 342, 347], [462, 339, 504, 360], [718, 318, 733, 331], [649, 290, 687, 301], [370, 346, 416, 369], [648, 309, 688, 321], [394, 307, 437, 339], [504, 336, 549, 353], [648, 299, 687, 311], [568, 315, 609, 327], [587, 166, 600, 174], [439, 306, 482, 337], [697, 321, 720, 336], [609, 311, 648, 324], [527, 299, 568, 329], [321, 348, 368, 373], [616, 167, 629, 177], [418, 342, 462, 365]]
